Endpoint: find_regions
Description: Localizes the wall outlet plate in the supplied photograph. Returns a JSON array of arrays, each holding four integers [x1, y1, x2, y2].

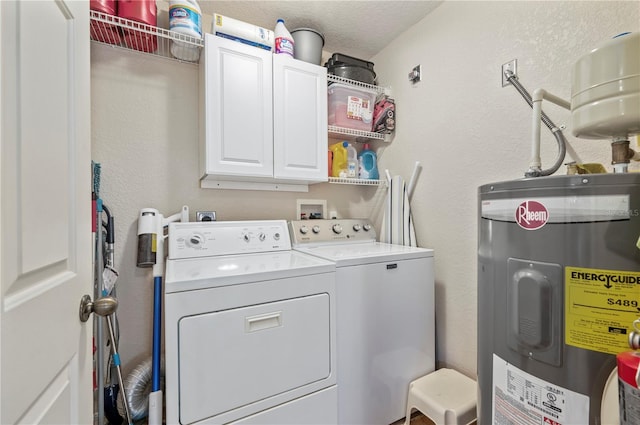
[[408, 65, 421, 84], [502, 59, 517, 87], [196, 211, 216, 222]]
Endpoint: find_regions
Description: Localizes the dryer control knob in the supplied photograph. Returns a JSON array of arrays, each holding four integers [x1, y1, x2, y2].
[[274, 232, 281, 240], [258, 232, 266, 241], [363, 224, 372, 231], [300, 226, 309, 234], [332, 224, 343, 234], [243, 233, 251, 242], [353, 224, 362, 231], [312, 225, 321, 234]]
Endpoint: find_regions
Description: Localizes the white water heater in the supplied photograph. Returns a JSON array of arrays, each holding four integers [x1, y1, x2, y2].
[[478, 32, 640, 425]]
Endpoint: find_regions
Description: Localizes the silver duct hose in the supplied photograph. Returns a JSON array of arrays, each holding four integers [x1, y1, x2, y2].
[[505, 70, 567, 177], [118, 357, 165, 421]]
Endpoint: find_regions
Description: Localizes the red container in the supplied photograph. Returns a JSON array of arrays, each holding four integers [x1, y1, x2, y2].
[[118, 0, 158, 53], [90, 0, 121, 45]]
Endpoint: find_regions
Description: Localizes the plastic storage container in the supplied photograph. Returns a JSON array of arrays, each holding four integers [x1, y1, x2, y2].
[[358, 144, 379, 179], [328, 83, 376, 132], [274, 19, 294, 57], [169, 0, 202, 62], [330, 142, 348, 178], [118, 0, 158, 52]]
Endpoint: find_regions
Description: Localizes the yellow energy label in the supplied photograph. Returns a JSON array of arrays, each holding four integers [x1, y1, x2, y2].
[[565, 266, 640, 355]]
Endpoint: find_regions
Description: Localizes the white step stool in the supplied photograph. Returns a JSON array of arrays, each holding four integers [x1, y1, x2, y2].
[[404, 368, 477, 425]]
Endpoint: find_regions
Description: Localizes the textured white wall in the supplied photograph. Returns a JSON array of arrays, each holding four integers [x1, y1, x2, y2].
[[92, 0, 640, 384], [371, 1, 640, 378]]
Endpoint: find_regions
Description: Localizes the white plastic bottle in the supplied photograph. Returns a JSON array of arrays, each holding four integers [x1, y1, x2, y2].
[[169, 0, 202, 62], [274, 19, 294, 57], [346, 142, 358, 178]]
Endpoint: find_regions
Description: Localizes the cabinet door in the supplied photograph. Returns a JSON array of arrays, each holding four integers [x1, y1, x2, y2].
[[273, 55, 328, 182], [202, 34, 273, 178]]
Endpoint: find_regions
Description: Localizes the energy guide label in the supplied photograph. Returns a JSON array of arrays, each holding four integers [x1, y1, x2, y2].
[[492, 354, 589, 425], [565, 266, 640, 355]]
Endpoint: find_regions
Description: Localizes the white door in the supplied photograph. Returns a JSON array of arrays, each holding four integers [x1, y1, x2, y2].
[[273, 55, 328, 182], [0, 1, 92, 424], [202, 34, 273, 178]]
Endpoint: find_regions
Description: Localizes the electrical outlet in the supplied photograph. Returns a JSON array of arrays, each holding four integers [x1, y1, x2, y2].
[[502, 59, 517, 87], [196, 211, 216, 222], [408, 65, 421, 84]]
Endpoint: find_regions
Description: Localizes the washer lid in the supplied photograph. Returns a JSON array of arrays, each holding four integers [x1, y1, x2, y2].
[[165, 250, 334, 293], [295, 242, 433, 267]]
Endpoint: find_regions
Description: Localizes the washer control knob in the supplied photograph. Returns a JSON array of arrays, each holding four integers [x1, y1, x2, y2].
[[363, 224, 372, 231], [353, 224, 362, 232], [332, 224, 343, 234], [258, 232, 266, 241], [274, 232, 281, 241], [189, 234, 204, 247], [300, 226, 309, 235], [312, 225, 321, 234], [243, 233, 251, 242]]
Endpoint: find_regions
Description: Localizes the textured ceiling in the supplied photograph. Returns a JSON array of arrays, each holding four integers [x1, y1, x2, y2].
[[195, 1, 443, 61]]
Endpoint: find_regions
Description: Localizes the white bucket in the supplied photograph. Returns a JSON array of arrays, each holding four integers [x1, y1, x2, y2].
[[291, 28, 324, 65]]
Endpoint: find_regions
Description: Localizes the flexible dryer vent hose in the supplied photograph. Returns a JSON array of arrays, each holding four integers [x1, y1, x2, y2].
[[118, 357, 165, 421], [505, 70, 567, 177]]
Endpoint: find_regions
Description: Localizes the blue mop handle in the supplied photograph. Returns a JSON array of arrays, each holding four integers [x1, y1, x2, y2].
[[152, 275, 162, 392]]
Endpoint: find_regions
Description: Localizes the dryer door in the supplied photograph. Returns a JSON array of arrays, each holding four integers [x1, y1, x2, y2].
[[178, 293, 331, 424]]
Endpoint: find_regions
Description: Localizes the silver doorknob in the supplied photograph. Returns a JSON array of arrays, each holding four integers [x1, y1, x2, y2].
[[79, 295, 118, 322]]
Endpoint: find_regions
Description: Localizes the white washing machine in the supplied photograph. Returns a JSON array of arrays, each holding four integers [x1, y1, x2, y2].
[[164, 220, 337, 425], [289, 219, 435, 425]]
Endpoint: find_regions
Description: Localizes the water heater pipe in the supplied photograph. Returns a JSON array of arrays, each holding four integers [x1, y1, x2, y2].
[[504, 71, 568, 178], [530, 88, 571, 176]]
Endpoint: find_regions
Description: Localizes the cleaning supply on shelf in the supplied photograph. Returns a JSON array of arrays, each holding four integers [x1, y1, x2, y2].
[[90, 0, 121, 45], [169, 0, 202, 62], [212, 13, 274, 51], [358, 144, 379, 179], [373, 95, 395, 134], [118, 0, 158, 52], [346, 142, 358, 178], [330, 142, 348, 178], [274, 19, 294, 57]]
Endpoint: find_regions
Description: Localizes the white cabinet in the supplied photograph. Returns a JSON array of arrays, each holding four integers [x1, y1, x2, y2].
[[200, 34, 327, 191]]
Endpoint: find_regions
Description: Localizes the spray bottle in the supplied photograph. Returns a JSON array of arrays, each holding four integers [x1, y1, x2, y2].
[[136, 206, 189, 425]]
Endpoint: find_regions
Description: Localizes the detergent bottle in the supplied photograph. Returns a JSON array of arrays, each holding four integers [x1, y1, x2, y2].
[[330, 142, 348, 178], [346, 142, 358, 178], [358, 143, 379, 179], [274, 19, 294, 57]]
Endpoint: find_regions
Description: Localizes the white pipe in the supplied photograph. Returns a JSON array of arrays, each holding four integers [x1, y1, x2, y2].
[[407, 161, 421, 200], [530, 89, 571, 173]]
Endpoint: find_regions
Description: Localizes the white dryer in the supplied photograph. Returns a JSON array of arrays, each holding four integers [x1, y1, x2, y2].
[[289, 219, 435, 425], [164, 220, 337, 425]]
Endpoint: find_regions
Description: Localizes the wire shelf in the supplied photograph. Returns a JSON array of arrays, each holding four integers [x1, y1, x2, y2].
[[327, 74, 387, 96], [328, 125, 390, 143], [89, 10, 203, 63], [328, 177, 387, 186]]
